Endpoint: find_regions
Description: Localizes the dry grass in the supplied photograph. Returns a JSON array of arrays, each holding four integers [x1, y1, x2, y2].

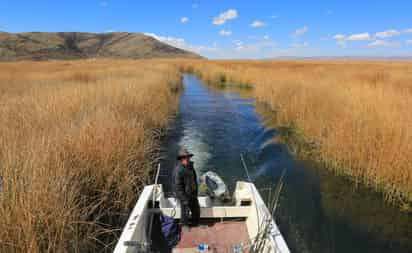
[[0, 59, 182, 252], [181, 60, 412, 205]]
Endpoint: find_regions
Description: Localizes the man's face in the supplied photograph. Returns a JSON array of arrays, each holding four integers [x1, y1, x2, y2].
[[181, 157, 190, 166]]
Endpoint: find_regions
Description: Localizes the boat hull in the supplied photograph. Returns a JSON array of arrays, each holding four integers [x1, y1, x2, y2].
[[114, 181, 290, 253]]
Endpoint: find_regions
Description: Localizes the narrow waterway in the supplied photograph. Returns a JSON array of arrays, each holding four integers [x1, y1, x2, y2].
[[159, 74, 412, 253]]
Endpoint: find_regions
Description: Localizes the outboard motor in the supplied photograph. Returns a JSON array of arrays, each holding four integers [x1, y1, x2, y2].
[[200, 171, 230, 201]]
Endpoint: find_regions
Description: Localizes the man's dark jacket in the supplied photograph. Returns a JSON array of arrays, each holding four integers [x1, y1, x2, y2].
[[173, 162, 198, 204]]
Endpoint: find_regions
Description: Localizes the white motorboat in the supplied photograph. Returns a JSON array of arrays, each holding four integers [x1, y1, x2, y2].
[[114, 179, 290, 253]]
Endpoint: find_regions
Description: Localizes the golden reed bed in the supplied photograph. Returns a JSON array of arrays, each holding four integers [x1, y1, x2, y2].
[[1, 58, 411, 252], [0, 59, 181, 252], [180, 60, 412, 207]]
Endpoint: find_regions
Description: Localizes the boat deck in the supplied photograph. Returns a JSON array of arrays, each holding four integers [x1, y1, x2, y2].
[[174, 220, 250, 253]]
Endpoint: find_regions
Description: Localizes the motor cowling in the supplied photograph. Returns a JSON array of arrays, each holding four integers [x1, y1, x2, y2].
[[199, 171, 230, 201]]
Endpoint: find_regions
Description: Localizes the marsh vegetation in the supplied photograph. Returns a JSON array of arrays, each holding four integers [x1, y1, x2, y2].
[[0, 60, 181, 252]]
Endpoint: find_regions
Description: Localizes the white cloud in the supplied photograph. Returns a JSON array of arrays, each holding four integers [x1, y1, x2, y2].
[[198, 38, 321, 59], [333, 34, 346, 47], [263, 35, 270, 40], [180, 17, 189, 23], [100, 1, 108, 7], [333, 33, 371, 47], [219, 30, 232, 36], [294, 26, 308, 36], [144, 33, 217, 53], [213, 9, 238, 25], [367, 40, 400, 48], [232, 39, 277, 54], [375, 29, 400, 39], [404, 28, 412, 34], [406, 40, 412, 45], [146, 33, 185, 48], [232, 40, 244, 50], [333, 31, 403, 48], [251, 20, 266, 28], [333, 34, 345, 40], [347, 33, 371, 41]]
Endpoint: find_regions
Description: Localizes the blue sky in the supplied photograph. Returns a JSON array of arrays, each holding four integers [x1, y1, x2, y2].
[[1, 1, 412, 58]]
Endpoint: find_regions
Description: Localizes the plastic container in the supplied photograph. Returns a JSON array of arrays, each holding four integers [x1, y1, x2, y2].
[[198, 243, 209, 252]]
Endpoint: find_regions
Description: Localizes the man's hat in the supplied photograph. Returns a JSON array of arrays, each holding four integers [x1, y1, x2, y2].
[[177, 148, 194, 160]]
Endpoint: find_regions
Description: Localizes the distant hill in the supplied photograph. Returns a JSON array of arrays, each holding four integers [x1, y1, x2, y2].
[[0, 32, 202, 61]]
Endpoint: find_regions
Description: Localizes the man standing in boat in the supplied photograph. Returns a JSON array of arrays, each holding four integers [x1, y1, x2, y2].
[[173, 148, 200, 229]]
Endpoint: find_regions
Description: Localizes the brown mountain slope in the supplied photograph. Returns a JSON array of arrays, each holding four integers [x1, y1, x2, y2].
[[0, 32, 202, 60]]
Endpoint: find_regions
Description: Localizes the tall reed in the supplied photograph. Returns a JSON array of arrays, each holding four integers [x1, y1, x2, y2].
[[0, 59, 182, 252]]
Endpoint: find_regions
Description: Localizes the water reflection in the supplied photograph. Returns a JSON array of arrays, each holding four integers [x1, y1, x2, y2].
[[159, 75, 412, 253]]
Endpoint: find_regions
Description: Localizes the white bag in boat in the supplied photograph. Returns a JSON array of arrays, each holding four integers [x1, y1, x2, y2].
[[200, 171, 230, 200]]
